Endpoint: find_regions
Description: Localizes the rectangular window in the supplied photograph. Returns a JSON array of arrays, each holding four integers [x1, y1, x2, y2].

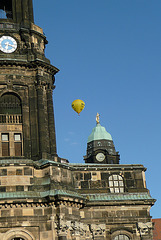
[[120, 188, 124, 193], [2, 133, 9, 156], [14, 133, 22, 156], [114, 181, 119, 186], [109, 181, 113, 187], [14, 134, 21, 141], [109, 174, 124, 193], [110, 188, 114, 193], [115, 188, 119, 193], [2, 134, 9, 141]]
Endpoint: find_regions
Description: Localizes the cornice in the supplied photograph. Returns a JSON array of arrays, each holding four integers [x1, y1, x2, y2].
[[85, 192, 156, 206], [0, 58, 59, 75], [70, 163, 147, 171], [0, 158, 147, 172], [0, 190, 86, 207]]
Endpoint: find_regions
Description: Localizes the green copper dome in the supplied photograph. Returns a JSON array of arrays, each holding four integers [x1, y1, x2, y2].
[[87, 123, 112, 143]]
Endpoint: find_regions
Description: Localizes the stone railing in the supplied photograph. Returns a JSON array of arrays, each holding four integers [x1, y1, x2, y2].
[[0, 114, 22, 124]]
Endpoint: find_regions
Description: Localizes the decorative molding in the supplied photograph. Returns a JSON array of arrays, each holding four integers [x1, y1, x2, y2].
[[69, 221, 90, 237], [89, 223, 106, 237], [55, 218, 91, 238], [0, 198, 84, 210], [0, 60, 59, 75], [55, 200, 83, 209], [137, 222, 153, 236], [0, 201, 54, 209], [2, 228, 35, 240]]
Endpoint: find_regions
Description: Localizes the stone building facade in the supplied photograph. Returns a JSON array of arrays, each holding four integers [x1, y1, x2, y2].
[[0, 1, 155, 240]]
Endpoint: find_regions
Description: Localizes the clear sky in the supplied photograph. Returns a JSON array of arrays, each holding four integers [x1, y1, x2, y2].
[[33, 0, 161, 219]]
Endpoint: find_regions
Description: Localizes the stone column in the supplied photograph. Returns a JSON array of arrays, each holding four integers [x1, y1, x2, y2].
[[22, 88, 31, 159], [36, 84, 50, 159], [28, 0, 34, 22], [29, 85, 39, 159], [13, 0, 22, 23], [47, 86, 57, 157]]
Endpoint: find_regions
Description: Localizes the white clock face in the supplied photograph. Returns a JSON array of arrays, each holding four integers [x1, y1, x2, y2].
[[0, 36, 17, 53], [96, 153, 105, 162]]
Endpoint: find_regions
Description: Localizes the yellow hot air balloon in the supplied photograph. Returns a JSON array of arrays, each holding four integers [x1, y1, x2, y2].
[[72, 99, 85, 115]]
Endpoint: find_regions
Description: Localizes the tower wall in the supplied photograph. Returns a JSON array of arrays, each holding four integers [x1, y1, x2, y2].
[[0, 64, 57, 160]]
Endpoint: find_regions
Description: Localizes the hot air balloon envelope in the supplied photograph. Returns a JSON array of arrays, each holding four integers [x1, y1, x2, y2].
[[72, 99, 85, 115]]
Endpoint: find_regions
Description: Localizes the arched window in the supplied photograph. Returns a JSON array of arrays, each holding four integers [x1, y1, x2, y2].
[[0, 93, 22, 124], [0, 0, 13, 19], [114, 235, 130, 240], [0, 93, 23, 157], [0, 93, 22, 114], [4, 229, 34, 240], [11, 238, 25, 240], [109, 175, 124, 193]]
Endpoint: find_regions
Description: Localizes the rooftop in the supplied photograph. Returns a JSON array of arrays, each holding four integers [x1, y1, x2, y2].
[[88, 123, 113, 143]]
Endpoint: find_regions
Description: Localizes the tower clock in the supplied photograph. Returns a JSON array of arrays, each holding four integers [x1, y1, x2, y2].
[[0, 36, 17, 53], [84, 114, 120, 164]]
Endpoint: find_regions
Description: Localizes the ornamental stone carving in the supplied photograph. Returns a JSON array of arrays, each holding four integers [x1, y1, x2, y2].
[[90, 223, 106, 237], [55, 219, 91, 238], [69, 221, 90, 237], [137, 222, 153, 236], [55, 219, 70, 236]]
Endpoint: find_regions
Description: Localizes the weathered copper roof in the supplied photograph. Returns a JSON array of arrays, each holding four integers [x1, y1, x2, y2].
[[88, 123, 112, 143]]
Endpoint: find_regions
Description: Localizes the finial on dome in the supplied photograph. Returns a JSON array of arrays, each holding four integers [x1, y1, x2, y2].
[[96, 113, 100, 124]]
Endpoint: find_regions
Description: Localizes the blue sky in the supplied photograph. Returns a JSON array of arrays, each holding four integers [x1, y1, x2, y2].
[[33, 0, 161, 219]]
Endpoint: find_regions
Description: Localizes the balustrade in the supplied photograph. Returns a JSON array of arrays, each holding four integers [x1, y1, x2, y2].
[[0, 114, 22, 124]]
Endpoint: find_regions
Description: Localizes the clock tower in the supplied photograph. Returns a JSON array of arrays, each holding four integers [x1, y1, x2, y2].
[[0, 0, 59, 160], [84, 114, 120, 164]]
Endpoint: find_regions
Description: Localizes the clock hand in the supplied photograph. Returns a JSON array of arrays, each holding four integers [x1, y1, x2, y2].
[[5, 41, 9, 50], [7, 43, 16, 49], [5, 42, 16, 49]]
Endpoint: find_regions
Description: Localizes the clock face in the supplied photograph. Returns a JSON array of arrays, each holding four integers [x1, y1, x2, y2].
[[96, 153, 105, 162], [0, 36, 17, 53]]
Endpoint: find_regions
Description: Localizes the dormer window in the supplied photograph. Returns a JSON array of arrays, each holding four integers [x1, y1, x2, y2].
[[109, 175, 124, 193], [0, 0, 13, 19]]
